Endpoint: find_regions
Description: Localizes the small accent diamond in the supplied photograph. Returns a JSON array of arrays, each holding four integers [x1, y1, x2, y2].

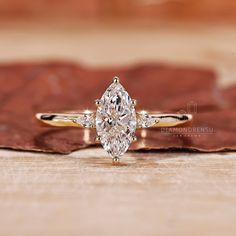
[[76, 111, 95, 128], [137, 111, 159, 128]]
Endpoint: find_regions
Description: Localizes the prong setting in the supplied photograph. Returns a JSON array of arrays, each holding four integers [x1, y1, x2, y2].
[[95, 99, 101, 107], [95, 136, 101, 142], [113, 76, 120, 84], [112, 156, 120, 164], [131, 99, 137, 107], [132, 136, 137, 142]]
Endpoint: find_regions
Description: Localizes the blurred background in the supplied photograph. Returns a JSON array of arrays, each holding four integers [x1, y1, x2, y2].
[[0, 0, 235, 88], [0, 0, 236, 21], [0, 2, 236, 236]]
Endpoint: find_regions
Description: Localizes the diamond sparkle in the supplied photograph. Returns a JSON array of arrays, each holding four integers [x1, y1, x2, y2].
[[96, 81, 136, 158]]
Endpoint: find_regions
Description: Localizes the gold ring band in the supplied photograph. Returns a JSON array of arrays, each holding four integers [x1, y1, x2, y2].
[[36, 76, 193, 162], [36, 111, 192, 128]]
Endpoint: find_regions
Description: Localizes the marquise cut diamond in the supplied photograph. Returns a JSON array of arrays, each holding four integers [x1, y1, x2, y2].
[[96, 81, 136, 158]]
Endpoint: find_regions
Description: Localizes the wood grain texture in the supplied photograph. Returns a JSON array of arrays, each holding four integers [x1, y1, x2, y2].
[[0, 149, 236, 236]]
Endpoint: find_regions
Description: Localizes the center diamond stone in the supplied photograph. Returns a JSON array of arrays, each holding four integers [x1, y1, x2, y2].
[[96, 80, 136, 158]]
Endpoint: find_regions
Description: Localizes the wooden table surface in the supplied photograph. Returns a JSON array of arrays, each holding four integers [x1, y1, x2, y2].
[[0, 22, 236, 236]]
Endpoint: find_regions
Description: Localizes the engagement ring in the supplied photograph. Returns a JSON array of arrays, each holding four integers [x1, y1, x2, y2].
[[36, 77, 192, 163]]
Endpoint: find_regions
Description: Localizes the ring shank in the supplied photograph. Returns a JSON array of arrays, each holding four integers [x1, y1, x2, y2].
[[136, 112, 192, 128], [152, 114, 192, 127], [36, 111, 192, 129], [36, 111, 96, 128]]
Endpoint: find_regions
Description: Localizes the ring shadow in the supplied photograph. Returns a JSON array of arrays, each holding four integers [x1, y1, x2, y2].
[[34, 129, 195, 168]]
